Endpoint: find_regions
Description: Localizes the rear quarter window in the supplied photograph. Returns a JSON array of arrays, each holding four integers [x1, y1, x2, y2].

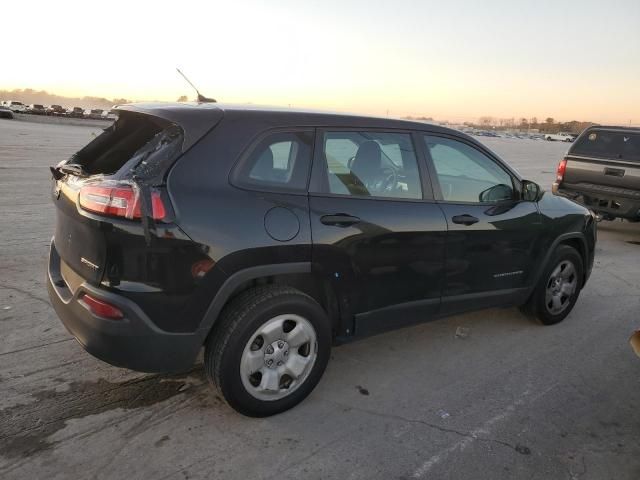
[[571, 129, 640, 162], [232, 131, 314, 192]]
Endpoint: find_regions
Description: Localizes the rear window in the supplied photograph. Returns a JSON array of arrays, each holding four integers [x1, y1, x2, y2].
[[571, 129, 640, 162], [232, 131, 313, 192], [71, 112, 183, 177]]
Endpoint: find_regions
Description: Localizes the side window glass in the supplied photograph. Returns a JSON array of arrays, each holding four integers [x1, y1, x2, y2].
[[322, 131, 422, 199], [424, 136, 514, 203], [235, 131, 313, 191]]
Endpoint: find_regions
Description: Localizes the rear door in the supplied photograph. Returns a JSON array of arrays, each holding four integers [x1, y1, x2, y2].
[[309, 129, 447, 335], [422, 134, 542, 314]]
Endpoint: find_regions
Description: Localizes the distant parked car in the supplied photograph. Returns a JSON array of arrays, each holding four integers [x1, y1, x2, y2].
[[27, 104, 47, 115], [1, 100, 26, 113], [101, 110, 117, 121], [48, 105, 66, 115], [69, 107, 84, 118], [0, 106, 14, 119], [84, 109, 104, 120], [545, 132, 575, 142]]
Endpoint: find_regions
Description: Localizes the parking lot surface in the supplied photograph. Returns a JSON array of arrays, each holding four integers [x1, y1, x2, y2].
[[1, 119, 639, 479]]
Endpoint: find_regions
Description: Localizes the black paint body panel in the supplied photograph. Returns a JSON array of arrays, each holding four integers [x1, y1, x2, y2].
[[47, 103, 597, 372]]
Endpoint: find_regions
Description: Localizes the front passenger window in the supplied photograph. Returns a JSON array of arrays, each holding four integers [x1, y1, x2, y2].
[[424, 136, 514, 203]]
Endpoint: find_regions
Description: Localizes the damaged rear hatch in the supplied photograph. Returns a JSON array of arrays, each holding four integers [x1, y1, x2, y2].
[[50, 103, 223, 286]]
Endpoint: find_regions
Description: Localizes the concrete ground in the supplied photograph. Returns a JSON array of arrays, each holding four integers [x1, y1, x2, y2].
[[1, 119, 639, 480]]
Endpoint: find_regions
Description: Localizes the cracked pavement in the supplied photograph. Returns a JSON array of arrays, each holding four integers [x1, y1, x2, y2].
[[1, 119, 639, 479]]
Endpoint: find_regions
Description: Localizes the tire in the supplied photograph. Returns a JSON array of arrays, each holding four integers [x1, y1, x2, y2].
[[521, 245, 583, 325], [204, 285, 331, 417]]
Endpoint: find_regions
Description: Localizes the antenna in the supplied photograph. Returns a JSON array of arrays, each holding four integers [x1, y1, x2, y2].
[[176, 68, 217, 103]]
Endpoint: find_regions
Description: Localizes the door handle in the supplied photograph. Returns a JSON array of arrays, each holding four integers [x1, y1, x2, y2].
[[452, 214, 479, 226], [320, 214, 361, 227], [604, 167, 625, 177]]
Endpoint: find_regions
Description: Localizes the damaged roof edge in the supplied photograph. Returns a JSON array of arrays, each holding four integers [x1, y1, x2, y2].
[[114, 103, 225, 152]]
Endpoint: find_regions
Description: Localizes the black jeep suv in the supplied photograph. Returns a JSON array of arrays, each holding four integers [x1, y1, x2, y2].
[[48, 103, 596, 416]]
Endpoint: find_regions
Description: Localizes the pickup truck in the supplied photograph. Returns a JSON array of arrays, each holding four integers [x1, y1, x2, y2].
[[553, 126, 640, 221], [545, 132, 576, 142]]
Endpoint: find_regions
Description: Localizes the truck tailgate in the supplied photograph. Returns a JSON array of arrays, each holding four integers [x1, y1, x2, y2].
[[564, 156, 640, 194]]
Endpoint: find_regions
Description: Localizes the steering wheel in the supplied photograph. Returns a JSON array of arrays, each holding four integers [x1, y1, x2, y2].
[[376, 167, 398, 192]]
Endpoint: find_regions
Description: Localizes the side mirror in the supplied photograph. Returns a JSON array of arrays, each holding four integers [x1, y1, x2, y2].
[[521, 180, 541, 202]]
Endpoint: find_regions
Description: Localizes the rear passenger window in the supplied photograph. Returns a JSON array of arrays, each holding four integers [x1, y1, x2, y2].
[[235, 131, 313, 191], [320, 131, 422, 199]]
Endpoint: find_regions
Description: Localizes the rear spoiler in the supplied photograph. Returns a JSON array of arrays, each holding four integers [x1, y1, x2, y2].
[[114, 103, 224, 152]]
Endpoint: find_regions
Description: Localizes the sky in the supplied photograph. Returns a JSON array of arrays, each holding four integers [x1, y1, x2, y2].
[[2, 0, 639, 123]]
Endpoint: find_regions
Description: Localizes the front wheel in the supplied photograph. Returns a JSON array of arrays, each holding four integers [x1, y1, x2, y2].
[[521, 245, 583, 325], [204, 285, 331, 417]]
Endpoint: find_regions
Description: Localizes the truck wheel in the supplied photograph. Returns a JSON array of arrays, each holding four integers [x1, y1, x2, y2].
[[521, 245, 583, 325], [204, 285, 331, 417]]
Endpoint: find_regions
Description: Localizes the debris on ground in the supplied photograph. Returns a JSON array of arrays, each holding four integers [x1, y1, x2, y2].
[[436, 409, 450, 419], [356, 385, 370, 396], [455, 326, 470, 339]]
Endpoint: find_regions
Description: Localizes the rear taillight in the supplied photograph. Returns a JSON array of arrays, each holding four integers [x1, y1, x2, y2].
[[556, 158, 568, 182], [79, 183, 166, 221], [79, 293, 124, 320]]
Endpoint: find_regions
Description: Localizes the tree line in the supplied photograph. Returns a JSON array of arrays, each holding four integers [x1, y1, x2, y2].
[[469, 116, 595, 134]]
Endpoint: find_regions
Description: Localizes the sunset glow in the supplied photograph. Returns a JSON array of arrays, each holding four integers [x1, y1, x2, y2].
[[3, 0, 639, 123]]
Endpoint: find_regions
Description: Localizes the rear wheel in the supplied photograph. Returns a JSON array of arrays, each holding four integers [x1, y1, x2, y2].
[[521, 245, 583, 325], [204, 285, 331, 417]]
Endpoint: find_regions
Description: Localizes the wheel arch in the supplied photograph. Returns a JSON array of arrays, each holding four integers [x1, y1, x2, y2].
[[534, 233, 589, 288], [198, 263, 340, 344]]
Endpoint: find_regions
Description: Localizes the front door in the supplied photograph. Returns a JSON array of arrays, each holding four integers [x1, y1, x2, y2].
[[309, 129, 447, 336], [422, 134, 543, 314]]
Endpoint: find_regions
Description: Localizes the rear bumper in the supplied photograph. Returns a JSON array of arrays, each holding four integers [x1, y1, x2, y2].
[[47, 241, 202, 373], [553, 182, 640, 220]]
